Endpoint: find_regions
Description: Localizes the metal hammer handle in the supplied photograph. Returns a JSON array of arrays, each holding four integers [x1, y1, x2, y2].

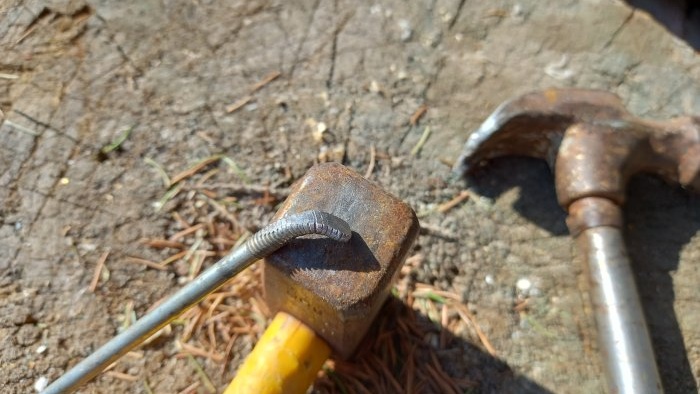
[[567, 197, 663, 394], [577, 226, 663, 394]]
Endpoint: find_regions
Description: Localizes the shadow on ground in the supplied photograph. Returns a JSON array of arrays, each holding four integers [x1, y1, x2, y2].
[[461, 157, 700, 394], [625, 176, 700, 394], [316, 297, 553, 394]]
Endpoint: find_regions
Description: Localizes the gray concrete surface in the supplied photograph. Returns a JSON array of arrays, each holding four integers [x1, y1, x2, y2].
[[1, 0, 698, 392]]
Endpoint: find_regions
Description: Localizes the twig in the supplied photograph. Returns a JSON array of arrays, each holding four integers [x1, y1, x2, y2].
[[189, 251, 206, 278], [418, 190, 471, 218], [179, 341, 224, 363], [250, 71, 281, 93], [101, 125, 135, 154], [0, 73, 19, 79], [220, 156, 250, 183], [185, 353, 217, 393], [125, 351, 144, 359], [4, 119, 39, 136], [156, 183, 185, 212], [200, 194, 240, 230], [436, 190, 471, 214], [15, 23, 39, 45], [364, 144, 376, 179], [369, 356, 403, 393], [430, 352, 461, 394], [454, 304, 497, 356], [170, 156, 223, 186], [169, 223, 206, 242], [177, 381, 200, 394], [195, 168, 220, 187], [513, 298, 530, 312], [140, 238, 186, 249], [194, 183, 290, 197], [225, 71, 280, 113], [440, 303, 449, 349], [158, 250, 188, 266], [410, 126, 431, 156], [220, 333, 239, 375], [225, 95, 254, 113], [89, 250, 110, 292], [410, 104, 428, 126], [144, 157, 170, 187], [124, 256, 168, 271], [105, 371, 139, 382]]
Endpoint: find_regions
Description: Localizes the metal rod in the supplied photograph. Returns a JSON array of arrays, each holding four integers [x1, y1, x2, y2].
[[576, 226, 663, 394], [43, 210, 352, 394]]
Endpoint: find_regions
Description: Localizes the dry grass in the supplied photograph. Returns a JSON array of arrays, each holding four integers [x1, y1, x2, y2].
[[135, 158, 494, 393]]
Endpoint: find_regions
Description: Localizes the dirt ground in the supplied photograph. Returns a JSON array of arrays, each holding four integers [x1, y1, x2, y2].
[[1, 0, 699, 393]]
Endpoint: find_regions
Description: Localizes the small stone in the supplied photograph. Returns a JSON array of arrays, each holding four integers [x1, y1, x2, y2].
[[516, 278, 532, 291], [79, 243, 97, 252], [36, 345, 47, 354], [544, 55, 575, 81], [398, 19, 412, 41], [512, 4, 524, 17], [485, 274, 495, 285], [34, 376, 49, 392]]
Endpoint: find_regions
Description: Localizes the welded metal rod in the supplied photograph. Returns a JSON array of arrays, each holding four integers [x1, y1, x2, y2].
[[576, 226, 663, 394], [43, 210, 352, 394]]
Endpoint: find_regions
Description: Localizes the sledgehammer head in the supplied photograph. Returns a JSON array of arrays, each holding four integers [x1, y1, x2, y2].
[[453, 88, 700, 206], [262, 163, 419, 359]]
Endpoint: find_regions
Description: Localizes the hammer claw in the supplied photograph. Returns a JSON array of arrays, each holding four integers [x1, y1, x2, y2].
[[453, 88, 632, 178]]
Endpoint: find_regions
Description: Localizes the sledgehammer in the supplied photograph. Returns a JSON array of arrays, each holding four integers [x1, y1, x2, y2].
[[44, 163, 418, 393], [226, 163, 419, 393], [453, 88, 699, 394]]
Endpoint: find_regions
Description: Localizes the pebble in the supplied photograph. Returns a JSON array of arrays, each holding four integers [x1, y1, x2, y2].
[[36, 345, 47, 354], [398, 19, 412, 41], [34, 376, 49, 392], [484, 274, 495, 285], [516, 277, 532, 291]]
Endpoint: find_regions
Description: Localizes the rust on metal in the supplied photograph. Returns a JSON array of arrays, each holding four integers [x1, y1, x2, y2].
[[454, 88, 700, 221], [452, 87, 699, 394], [263, 162, 420, 358], [566, 197, 623, 238]]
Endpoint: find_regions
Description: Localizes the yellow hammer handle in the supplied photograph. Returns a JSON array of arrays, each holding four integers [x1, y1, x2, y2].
[[225, 311, 331, 394]]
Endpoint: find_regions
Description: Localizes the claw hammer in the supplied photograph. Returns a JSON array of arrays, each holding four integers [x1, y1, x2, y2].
[[227, 162, 419, 393], [454, 89, 699, 394]]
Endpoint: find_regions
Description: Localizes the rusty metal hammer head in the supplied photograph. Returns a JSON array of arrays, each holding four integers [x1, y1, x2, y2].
[[453, 88, 700, 213], [262, 163, 419, 359]]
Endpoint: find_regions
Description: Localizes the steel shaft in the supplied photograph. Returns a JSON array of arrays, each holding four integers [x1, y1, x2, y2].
[[43, 210, 351, 394], [576, 226, 663, 394]]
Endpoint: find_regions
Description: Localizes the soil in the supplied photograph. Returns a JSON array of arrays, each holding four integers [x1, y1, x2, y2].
[[1, 0, 699, 393]]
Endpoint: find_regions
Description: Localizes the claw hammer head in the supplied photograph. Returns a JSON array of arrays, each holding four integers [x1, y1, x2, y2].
[[263, 163, 419, 359], [454, 88, 700, 214]]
